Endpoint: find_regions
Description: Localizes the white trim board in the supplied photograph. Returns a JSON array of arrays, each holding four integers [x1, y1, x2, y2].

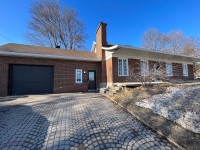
[[0, 51, 102, 62], [102, 45, 119, 50]]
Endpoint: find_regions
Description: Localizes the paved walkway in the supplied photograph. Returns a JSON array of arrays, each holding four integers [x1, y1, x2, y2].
[[0, 93, 178, 150]]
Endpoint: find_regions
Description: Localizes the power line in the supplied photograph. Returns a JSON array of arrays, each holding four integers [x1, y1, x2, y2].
[[0, 33, 15, 43]]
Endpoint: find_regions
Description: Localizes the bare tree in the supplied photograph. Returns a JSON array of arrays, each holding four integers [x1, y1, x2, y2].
[[167, 30, 184, 54], [142, 28, 161, 51], [182, 36, 200, 56], [142, 28, 200, 57], [26, 0, 87, 50]]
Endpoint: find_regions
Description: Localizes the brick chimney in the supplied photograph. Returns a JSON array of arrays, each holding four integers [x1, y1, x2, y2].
[[96, 22, 107, 58], [96, 22, 107, 87]]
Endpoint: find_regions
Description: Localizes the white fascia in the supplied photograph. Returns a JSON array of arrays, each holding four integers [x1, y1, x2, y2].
[[0, 51, 102, 62], [118, 45, 200, 61], [102, 45, 119, 50]]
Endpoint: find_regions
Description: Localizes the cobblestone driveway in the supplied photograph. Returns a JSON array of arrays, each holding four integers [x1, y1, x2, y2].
[[0, 93, 178, 150]]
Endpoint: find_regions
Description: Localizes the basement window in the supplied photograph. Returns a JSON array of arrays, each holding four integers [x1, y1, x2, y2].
[[183, 64, 188, 76], [118, 58, 128, 76], [76, 69, 82, 83]]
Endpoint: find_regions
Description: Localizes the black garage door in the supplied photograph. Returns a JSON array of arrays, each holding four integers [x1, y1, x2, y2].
[[9, 65, 54, 95]]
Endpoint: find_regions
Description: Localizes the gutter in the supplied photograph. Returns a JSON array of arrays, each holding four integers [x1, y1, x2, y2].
[[0, 51, 102, 62], [102, 45, 119, 50]]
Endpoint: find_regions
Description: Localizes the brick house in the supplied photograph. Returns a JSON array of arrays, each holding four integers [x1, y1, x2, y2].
[[0, 22, 200, 96]]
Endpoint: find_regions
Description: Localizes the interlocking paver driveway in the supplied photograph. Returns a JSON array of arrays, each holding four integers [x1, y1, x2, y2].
[[0, 93, 178, 150]]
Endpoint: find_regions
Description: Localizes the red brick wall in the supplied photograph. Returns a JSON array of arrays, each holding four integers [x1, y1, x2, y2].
[[112, 57, 141, 82], [149, 60, 166, 73], [172, 63, 183, 77], [186, 64, 194, 80], [111, 57, 194, 83], [164, 63, 194, 80], [101, 53, 107, 83], [106, 57, 113, 83], [0, 56, 100, 96], [194, 63, 200, 78], [96, 22, 107, 83]]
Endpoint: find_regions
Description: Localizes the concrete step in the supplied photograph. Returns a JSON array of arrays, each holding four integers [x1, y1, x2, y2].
[[111, 90, 117, 94], [101, 86, 123, 97], [110, 86, 123, 91], [106, 91, 114, 96], [100, 88, 109, 94], [109, 89, 119, 94]]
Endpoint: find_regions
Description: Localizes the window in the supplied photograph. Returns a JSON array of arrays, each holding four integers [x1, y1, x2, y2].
[[183, 64, 188, 76], [166, 63, 173, 76], [154, 63, 157, 73], [154, 63, 160, 73], [141, 60, 149, 76], [89, 72, 94, 81], [118, 58, 128, 76], [75, 69, 82, 83]]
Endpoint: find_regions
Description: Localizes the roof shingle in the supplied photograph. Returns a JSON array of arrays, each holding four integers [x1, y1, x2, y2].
[[0, 43, 99, 59]]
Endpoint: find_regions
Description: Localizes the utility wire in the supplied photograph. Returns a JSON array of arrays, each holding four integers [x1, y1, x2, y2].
[[0, 33, 15, 43]]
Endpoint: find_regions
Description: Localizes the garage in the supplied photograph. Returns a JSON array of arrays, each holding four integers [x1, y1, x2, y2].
[[9, 65, 54, 95]]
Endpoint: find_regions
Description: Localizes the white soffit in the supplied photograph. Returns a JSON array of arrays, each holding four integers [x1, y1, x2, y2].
[[103, 44, 200, 63], [119, 45, 200, 61]]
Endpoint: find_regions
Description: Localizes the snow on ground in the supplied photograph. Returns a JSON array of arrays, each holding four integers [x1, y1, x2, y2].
[[136, 85, 200, 133]]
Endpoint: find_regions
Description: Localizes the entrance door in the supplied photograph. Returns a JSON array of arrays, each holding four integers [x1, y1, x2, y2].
[[88, 70, 96, 90]]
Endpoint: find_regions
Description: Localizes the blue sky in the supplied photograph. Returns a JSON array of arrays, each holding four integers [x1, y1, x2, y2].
[[0, 0, 200, 51]]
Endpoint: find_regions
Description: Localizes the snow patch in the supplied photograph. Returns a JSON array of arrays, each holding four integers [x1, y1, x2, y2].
[[136, 85, 200, 133]]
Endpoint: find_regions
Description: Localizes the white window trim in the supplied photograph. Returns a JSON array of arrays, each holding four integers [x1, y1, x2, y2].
[[141, 60, 149, 76], [118, 58, 129, 76], [75, 69, 82, 83], [166, 63, 173, 76], [183, 64, 188, 76]]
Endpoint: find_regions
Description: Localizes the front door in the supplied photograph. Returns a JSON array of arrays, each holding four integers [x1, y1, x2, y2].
[[88, 70, 96, 90]]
